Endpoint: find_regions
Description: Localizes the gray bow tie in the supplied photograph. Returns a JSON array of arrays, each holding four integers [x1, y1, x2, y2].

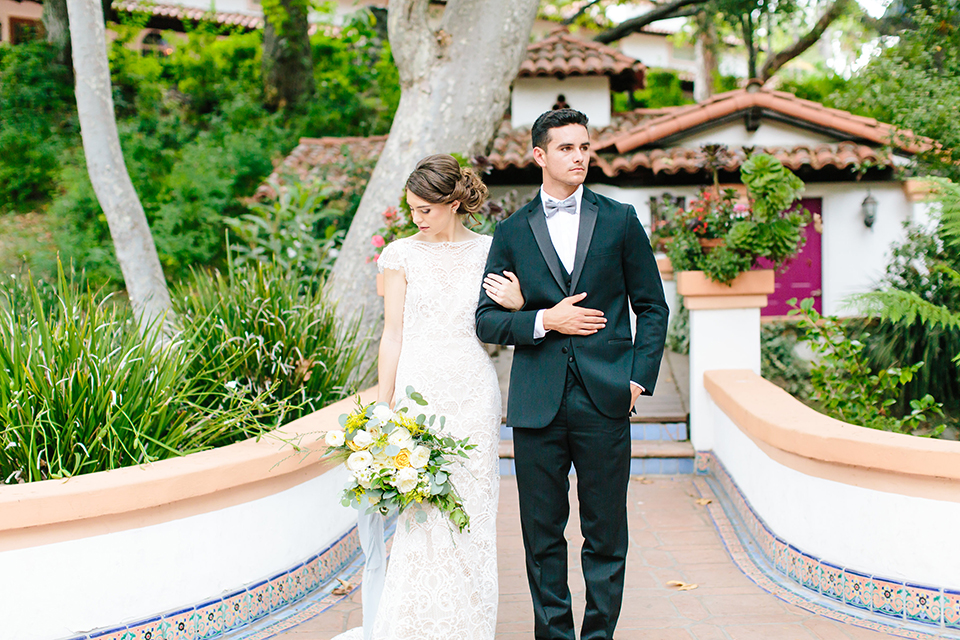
[[544, 195, 577, 218]]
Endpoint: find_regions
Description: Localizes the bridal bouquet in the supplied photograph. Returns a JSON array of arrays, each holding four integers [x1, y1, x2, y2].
[[322, 387, 474, 532]]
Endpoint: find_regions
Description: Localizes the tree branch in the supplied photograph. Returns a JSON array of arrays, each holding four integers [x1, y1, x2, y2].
[[387, 0, 436, 84], [759, 0, 851, 82], [594, 0, 709, 44], [562, 0, 604, 26]]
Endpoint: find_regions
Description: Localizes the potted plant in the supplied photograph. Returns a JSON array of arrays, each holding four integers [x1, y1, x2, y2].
[[664, 153, 807, 286]]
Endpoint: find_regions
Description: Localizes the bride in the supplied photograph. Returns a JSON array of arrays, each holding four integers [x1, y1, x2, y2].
[[335, 154, 523, 640]]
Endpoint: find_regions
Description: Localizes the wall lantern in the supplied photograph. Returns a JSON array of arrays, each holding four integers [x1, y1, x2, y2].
[[861, 191, 878, 228]]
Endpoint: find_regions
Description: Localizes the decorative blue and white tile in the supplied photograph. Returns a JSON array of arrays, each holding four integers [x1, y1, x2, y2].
[[798, 553, 820, 593], [819, 561, 843, 602], [303, 557, 322, 592], [871, 579, 905, 619], [89, 628, 135, 640], [161, 607, 194, 640], [773, 538, 788, 575], [943, 589, 960, 630], [904, 584, 942, 626], [843, 570, 875, 612], [786, 545, 802, 584], [192, 601, 224, 640], [220, 590, 249, 630], [247, 580, 272, 621]]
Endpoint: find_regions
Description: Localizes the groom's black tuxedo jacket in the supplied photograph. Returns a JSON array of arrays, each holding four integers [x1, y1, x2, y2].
[[476, 188, 669, 429]]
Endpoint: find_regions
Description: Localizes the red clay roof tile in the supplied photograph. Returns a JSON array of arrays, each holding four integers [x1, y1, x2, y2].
[[519, 29, 646, 92]]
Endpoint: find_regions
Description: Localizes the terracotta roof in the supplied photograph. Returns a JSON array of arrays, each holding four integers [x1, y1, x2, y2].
[[602, 86, 925, 155], [260, 125, 892, 198], [113, 0, 265, 29], [595, 142, 892, 177], [257, 135, 387, 200], [519, 29, 646, 92]]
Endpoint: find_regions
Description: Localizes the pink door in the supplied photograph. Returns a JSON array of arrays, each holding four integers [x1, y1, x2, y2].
[[758, 198, 823, 316]]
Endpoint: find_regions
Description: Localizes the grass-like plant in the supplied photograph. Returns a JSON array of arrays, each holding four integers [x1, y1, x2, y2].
[[172, 258, 373, 429], [0, 260, 373, 484]]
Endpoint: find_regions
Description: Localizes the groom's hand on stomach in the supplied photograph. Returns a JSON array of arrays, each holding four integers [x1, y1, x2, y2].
[[542, 292, 606, 336]]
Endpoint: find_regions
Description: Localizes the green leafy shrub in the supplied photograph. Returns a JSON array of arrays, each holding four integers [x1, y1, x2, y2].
[[0, 41, 77, 212], [173, 259, 373, 425], [227, 176, 345, 283], [761, 320, 813, 399], [789, 297, 943, 435]]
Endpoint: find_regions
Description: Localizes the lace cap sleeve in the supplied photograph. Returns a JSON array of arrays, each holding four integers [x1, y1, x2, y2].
[[377, 240, 405, 273]]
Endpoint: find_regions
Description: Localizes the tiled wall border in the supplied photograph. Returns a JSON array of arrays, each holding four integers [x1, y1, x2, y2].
[[73, 525, 361, 640], [696, 451, 960, 637]]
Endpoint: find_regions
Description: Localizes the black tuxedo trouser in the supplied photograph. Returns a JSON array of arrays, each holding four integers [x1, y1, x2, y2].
[[513, 365, 631, 640]]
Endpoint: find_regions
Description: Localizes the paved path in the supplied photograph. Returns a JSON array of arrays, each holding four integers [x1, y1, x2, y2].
[[269, 476, 900, 640]]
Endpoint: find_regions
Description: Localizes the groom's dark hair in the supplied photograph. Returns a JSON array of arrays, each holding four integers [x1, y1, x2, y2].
[[532, 109, 589, 151]]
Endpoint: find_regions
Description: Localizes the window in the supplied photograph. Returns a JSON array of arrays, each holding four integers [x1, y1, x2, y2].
[[141, 31, 174, 57], [10, 18, 44, 45]]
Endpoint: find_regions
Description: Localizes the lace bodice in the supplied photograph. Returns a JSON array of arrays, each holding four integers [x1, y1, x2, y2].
[[378, 236, 492, 345]]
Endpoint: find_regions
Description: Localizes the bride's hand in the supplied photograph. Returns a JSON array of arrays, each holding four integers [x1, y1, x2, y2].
[[483, 270, 524, 310]]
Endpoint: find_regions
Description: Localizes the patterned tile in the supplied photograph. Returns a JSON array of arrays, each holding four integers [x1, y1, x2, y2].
[[192, 601, 224, 639], [819, 562, 843, 602], [798, 552, 820, 593], [871, 579, 905, 619], [89, 629, 135, 640], [694, 452, 709, 473], [944, 589, 960, 629], [773, 538, 788, 575], [303, 557, 322, 592], [843, 570, 875, 611], [269, 576, 290, 611], [904, 584, 943, 627], [221, 590, 250, 630], [125, 616, 163, 640], [161, 608, 194, 640], [786, 545, 802, 584]]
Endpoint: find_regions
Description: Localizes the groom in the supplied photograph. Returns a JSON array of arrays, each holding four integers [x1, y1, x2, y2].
[[476, 108, 668, 640]]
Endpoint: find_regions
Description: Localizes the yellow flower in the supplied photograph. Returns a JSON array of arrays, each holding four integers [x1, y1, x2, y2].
[[394, 449, 412, 468], [394, 413, 423, 436]]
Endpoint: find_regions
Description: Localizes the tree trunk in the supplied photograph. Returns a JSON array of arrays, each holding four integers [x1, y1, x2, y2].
[[43, 0, 71, 66], [262, 0, 315, 110], [693, 10, 718, 101], [742, 12, 758, 80], [326, 0, 540, 339], [65, 0, 173, 333]]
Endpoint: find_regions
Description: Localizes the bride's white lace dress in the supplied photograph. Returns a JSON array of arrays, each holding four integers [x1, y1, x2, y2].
[[338, 236, 501, 640]]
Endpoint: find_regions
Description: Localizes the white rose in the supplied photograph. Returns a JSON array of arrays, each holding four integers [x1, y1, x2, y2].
[[372, 449, 394, 469], [372, 404, 395, 423], [409, 445, 430, 469], [346, 450, 373, 472], [388, 427, 414, 450], [394, 466, 419, 494], [351, 429, 373, 449], [324, 430, 345, 447]]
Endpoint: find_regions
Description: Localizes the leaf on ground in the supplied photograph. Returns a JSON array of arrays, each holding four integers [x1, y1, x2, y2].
[[694, 498, 712, 506], [632, 476, 654, 484], [666, 580, 699, 591], [331, 578, 353, 596]]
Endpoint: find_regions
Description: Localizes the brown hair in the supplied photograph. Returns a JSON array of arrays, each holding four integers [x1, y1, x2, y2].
[[405, 154, 488, 215]]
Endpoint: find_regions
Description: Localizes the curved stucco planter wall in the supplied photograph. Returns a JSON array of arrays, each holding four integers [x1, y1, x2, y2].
[[0, 389, 376, 640], [703, 370, 960, 590]]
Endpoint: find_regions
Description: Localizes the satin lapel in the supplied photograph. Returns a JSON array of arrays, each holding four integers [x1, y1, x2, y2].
[[527, 202, 567, 293], [569, 190, 599, 293]]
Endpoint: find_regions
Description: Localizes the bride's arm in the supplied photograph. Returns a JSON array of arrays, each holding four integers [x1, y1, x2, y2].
[[378, 267, 406, 406], [482, 270, 524, 311]]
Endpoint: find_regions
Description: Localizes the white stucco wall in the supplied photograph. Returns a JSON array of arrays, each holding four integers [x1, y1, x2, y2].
[[619, 32, 697, 75], [808, 182, 912, 316], [709, 395, 960, 587], [673, 120, 838, 148], [0, 466, 356, 640], [512, 77, 612, 128]]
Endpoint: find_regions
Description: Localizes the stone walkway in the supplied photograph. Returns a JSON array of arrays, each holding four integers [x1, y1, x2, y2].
[[267, 476, 901, 640]]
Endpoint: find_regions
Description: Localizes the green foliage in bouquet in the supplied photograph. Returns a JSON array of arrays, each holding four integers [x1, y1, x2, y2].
[[322, 387, 475, 532], [666, 154, 807, 284]]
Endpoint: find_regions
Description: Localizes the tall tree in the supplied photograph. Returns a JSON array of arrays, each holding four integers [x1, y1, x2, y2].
[[65, 0, 173, 332], [261, 0, 315, 109], [42, 0, 71, 66], [326, 0, 540, 335]]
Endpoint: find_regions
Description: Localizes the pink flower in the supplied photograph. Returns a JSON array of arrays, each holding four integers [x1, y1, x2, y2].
[[373, 253, 380, 262], [734, 203, 749, 213], [383, 207, 397, 219], [371, 235, 386, 248]]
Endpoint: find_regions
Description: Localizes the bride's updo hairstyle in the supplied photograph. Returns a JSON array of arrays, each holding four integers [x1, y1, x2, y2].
[[405, 154, 488, 215]]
